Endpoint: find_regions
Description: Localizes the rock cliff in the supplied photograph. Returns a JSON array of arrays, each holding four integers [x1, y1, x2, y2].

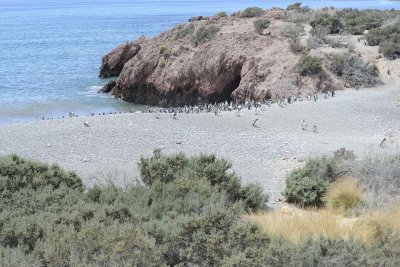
[[99, 8, 345, 106]]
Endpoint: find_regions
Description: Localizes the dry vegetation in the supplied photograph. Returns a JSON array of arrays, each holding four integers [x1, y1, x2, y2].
[[247, 205, 400, 245], [249, 149, 400, 251]]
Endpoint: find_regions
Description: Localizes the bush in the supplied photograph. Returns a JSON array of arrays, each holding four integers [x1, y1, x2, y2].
[[173, 24, 194, 40], [307, 36, 324, 49], [284, 174, 328, 206], [310, 16, 343, 34], [287, 3, 310, 13], [0, 153, 271, 265], [323, 177, 363, 214], [336, 8, 384, 35], [283, 155, 346, 206], [327, 52, 381, 87], [216, 11, 227, 18], [139, 151, 268, 211], [289, 38, 308, 54], [0, 154, 83, 194], [190, 23, 219, 47], [350, 153, 400, 209], [239, 7, 264, 18], [158, 56, 166, 68], [3, 153, 400, 264], [254, 18, 271, 34], [365, 22, 400, 43], [379, 36, 400, 59], [159, 45, 171, 58], [364, 22, 400, 59], [296, 55, 323, 76], [280, 23, 304, 39]]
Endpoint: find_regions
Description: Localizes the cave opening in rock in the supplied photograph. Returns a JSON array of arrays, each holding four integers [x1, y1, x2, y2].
[[209, 75, 241, 103]]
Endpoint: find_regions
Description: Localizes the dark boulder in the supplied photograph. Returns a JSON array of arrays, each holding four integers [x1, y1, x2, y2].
[[98, 80, 116, 94]]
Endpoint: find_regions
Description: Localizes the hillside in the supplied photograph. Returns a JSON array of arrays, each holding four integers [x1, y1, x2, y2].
[[99, 6, 400, 106]]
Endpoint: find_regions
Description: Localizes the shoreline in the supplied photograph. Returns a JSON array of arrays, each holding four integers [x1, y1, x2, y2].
[[1, 86, 400, 201]]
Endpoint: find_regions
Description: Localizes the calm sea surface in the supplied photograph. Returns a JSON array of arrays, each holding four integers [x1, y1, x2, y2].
[[1, 0, 400, 124]]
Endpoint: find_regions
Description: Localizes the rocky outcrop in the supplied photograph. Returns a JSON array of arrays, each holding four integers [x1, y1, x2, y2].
[[98, 80, 116, 93], [99, 42, 142, 78], [99, 8, 343, 107]]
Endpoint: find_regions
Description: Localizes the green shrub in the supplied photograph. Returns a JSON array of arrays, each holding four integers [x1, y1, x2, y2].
[[287, 2, 310, 13], [216, 11, 227, 18], [3, 153, 400, 264], [173, 24, 194, 40], [310, 16, 343, 34], [287, 3, 302, 11], [296, 55, 323, 76], [283, 155, 346, 206], [336, 8, 384, 35], [159, 45, 171, 58], [0, 154, 83, 194], [0, 153, 270, 265], [254, 18, 271, 34], [190, 24, 219, 47], [379, 36, 400, 59], [158, 56, 166, 68], [139, 151, 268, 211], [327, 53, 381, 87], [240, 7, 264, 18], [284, 173, 328, 207]]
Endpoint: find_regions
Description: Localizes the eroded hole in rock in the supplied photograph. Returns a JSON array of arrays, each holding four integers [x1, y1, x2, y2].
[[209, 75, 241, 103]]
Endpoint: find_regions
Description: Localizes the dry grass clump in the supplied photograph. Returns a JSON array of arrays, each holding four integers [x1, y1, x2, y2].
[[323, 176, 363, 215], [247, 204, 400, 245], [247, 208, 354, 244], [356, 205, 400, 244]]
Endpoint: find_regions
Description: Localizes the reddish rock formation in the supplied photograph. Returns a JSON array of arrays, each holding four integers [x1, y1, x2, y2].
[[99, 8, 343, 107]]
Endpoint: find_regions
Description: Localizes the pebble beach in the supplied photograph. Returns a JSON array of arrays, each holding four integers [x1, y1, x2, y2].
[[1, 86, 399, 201]]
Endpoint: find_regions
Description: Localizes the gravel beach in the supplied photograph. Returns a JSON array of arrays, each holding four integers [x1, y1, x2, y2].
[[1, 86, 400, 201]]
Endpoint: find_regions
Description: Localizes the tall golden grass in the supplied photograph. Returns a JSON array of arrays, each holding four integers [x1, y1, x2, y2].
[[247, 205, 400, 244], [323, 176, 363, 215]]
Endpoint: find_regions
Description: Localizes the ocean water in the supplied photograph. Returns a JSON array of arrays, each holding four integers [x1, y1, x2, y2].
[[1, 0, 400, 124]]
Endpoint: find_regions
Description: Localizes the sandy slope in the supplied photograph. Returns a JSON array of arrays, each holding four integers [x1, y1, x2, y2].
[[1, 86, 400, 201]]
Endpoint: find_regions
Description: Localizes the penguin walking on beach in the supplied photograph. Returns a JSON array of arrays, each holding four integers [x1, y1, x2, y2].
[[300, 120, 307, 130], [252, 118, 259, 127], [380, 138, 386, 148]]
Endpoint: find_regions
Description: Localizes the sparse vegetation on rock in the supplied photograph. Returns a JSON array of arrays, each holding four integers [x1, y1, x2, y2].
[[253, 18, 271, 34], [173, 24, 194, 40], [190, 23, 219, 47], [280, 23, 304, 39], [239, 7, 264, 18], [327, 53, 381, 87], [216, 11, 227, 18], [100, 6, 394, 107], [296, 55, 324, 76]]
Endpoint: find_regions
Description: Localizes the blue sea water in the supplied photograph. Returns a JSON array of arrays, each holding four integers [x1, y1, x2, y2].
[[1, 0, 400, 124]]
